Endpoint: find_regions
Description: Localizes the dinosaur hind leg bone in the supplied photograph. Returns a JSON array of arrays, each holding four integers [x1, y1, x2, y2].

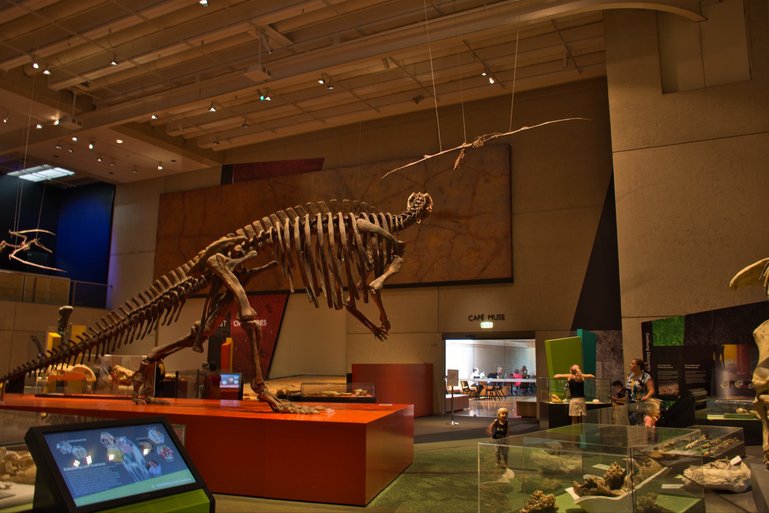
[[205, 252, 317, 413]]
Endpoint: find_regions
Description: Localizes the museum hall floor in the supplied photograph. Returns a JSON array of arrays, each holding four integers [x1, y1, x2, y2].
[[213, 407, 761, 513]]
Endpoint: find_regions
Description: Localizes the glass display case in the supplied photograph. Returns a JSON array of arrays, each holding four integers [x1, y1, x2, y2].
[[706, 398, 760, 421], [478, 424, 706, 513], [648, 424, 745, 461], [298, 382, 375, 403], [536, 377, 611, 404], [537, 377, 613, 428], [24, 354, 146, 398]]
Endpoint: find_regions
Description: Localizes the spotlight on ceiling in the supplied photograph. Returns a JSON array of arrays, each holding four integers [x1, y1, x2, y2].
[[110, 55, 118, 66], [71, 135, 78, 142], [199, 0, 208, 5], [31, 58, 39, 70], [88, 140, 95, 150], [53, 118, 60, 126], [97, 154, 103, 162], [55, 142, 63, 150], [116, 138, 123, 144], [157, 162, 163, 171], [208, 103, 217, 112], [241, 118, 249, 128], [319, 74, 334, 90], [35, 122, 43, 129], [151, 113, 158, 120], [42, 66, 51, 75]]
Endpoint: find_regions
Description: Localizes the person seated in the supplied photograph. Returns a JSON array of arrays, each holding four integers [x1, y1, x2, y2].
[[471, 367, 485, 398], [511, 369, 522, 396]]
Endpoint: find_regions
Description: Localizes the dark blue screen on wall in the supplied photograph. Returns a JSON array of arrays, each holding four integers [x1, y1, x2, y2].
[[54, 183, 115, 284]]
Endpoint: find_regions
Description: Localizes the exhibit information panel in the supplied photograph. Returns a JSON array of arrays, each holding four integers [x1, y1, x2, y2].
[[25, 416, 213, 513]]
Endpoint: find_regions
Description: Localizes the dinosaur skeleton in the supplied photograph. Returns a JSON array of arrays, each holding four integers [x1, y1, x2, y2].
[[0, 193, 433, 413], [0, 229, 65, 273]]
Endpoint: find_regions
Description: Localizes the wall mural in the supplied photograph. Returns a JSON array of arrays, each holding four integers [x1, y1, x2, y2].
[[154, 145, 512, 291]]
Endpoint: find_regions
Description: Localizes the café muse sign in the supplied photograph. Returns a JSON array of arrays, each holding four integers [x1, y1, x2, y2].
[[467, 313, 505, 322]]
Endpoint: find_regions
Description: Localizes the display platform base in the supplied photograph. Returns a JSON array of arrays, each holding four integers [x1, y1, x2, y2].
[[0, 394, 413, 506]]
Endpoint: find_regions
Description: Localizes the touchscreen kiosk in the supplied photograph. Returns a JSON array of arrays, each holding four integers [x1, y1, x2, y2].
[[25, 416, 214, 513], [218, 372, 243, 400]]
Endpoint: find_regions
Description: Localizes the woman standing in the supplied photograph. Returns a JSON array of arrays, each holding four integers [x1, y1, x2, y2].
[[554, 364, 595, 424], [625, 358, 655, 425]]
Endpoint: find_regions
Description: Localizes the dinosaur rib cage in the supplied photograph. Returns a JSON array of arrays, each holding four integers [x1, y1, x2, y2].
[[0, 198, 416, 385]]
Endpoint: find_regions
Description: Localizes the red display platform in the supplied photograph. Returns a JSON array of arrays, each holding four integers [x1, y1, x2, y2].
[[352, 362, 433, 417], [0, 394, 413, 506]]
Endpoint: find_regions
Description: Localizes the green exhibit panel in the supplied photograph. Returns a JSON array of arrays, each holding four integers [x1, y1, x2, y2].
[[24, 417, 214, 513], [544, 336, 583, 376]]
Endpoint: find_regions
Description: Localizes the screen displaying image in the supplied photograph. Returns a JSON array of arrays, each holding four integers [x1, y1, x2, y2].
[[219, 373, 241, 390], [42, 421, 196, 507]]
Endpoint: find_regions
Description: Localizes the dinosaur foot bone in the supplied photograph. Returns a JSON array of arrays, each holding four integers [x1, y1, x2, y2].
[[131, 396, 170, 406], [258, 390, 320, 414]]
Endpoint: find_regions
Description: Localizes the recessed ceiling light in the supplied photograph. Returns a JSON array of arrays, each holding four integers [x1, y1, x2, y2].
[[116, 138, 123, 144]]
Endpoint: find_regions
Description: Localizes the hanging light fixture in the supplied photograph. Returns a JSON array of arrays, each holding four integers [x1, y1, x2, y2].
[[110, 54, 118, 66], [151, 113, 158, 120], [157, 162, 163, 171], [88, 140, 95, 150], [42, 66, 52, 75], [208, 103, 217, 112]]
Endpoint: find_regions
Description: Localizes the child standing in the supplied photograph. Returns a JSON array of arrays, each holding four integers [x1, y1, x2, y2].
[[554, 364, 595, 424], [486, 407, 510, 468]]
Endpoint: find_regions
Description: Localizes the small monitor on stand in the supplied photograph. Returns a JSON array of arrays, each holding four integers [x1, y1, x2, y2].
[[218, 372, 243, 400], [25, 416, 214, 513]]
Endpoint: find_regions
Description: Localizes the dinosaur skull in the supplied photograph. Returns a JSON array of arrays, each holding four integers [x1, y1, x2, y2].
[[407, 192, 433, 224]]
